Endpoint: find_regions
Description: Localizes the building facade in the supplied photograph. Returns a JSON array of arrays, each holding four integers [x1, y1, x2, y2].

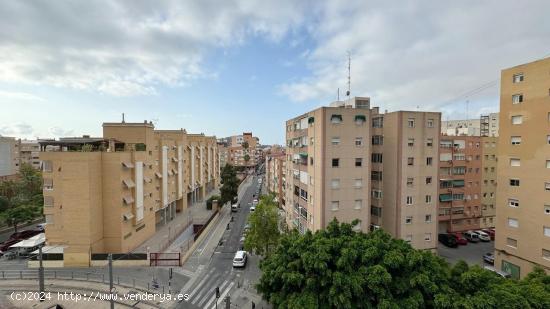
[[265, 151, 286, 206], [0, 136, 19, 177], [218, 132, 261, 168], [494, 57, 550, 278], [442, 113, 499, 137], [40, 121, 219, 266], [284, 97, 439, 250], [480, 136, 497, 229]]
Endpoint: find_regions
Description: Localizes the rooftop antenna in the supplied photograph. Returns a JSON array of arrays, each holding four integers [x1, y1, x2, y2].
[[337, 88, 340, 101], [346, 51, 351, 99], [466, 99, 469, 120], [122, 113, 125, 123]]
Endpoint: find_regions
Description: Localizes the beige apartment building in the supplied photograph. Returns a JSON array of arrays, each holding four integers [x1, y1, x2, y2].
[[495, 57, 550, 278], [218, 132, 261, 168], [40, 121, 219, 266], [441, 113, 499, 137], [284, 97, 439, 250], [480, 136, 497, 229], [265, 151, 286, 206], [0, 136, 19, 177]]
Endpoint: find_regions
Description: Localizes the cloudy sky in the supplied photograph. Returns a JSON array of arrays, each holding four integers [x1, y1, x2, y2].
[[0, 1, 549, 144]]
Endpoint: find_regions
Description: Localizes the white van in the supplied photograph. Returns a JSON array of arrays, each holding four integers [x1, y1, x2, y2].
[[232, 250, 247, 268], [483, 266, 512, 278], [231, 204, 238, 212]]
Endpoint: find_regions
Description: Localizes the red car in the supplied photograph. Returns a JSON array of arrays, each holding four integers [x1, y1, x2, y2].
[[482, 229, 495, 241], [452, 232, 468, 245]]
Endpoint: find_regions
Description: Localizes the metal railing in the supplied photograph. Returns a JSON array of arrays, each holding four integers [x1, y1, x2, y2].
[[0, 270, 170, 294]]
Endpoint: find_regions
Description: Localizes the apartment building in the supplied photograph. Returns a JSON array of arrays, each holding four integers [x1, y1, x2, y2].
[[0, 136, 19, 177], [40, 121, 219, 266], [284, 97, 439, 250], [495, 57, 550, 278], [265, 151, 286, 206], [19, 140, 41, 170], [480, 136, 497, 229], [218, 132, 261, 168], [442, 113, 499, 137], [438, 136, 483, 232]]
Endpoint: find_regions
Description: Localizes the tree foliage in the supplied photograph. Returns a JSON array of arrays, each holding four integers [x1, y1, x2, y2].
[[244, 154, 251, 162], [219, 164, 239, 205], [242, 141, 249, 149], [244, 194, 280, 257], [257, 219, 550, 309]]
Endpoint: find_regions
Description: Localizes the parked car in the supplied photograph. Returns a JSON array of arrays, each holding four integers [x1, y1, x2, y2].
[[482, 228, 495, 240], [232, 250, 247, 268], [36, 224, 46, 232], [231, 204, 239, 212], [250, 206, 256, 212], [438, 233, 458, 248], [463, 231, 480, 243], [483, 252, 495, 264], [452, 232, 468, 245], [474, 230, 491, 242], [484, 266, 511, 278]]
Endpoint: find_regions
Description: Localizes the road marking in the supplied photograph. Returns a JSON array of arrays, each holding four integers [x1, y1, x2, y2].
[[187, 268, 215, 300], [207, 281, 235, 309], [191, 273, 221, 305], [199, 279, 229, 307]]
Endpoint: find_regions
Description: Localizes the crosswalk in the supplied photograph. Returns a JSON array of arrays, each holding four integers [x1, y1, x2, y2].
[[186, 268, 238, 308]]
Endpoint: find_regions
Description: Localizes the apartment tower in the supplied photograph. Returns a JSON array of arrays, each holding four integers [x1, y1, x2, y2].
[[495, 57, 550, 278]]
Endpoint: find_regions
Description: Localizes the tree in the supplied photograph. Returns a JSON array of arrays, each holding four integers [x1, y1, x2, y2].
[[244, 154, 251, 162], [219, 164, 239, 205], [1, 205, 39, 232], [257, 219, 550, 309], [242, 141, 249, 149], [244, 194, 280, 257]]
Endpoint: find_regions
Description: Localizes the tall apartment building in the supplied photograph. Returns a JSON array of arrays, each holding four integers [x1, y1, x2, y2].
[[40, 121, 219, 266], [438, 136, 483, 232], [0, 136, 19, 177], [218, 132, 261, 168], [265, 151, 286, 206], [495, 57, 550, 278], [284, 97, 439, 250], [442, 113, 499, 137], [19, 140, 41, 170], [480, 136, 497, 229]]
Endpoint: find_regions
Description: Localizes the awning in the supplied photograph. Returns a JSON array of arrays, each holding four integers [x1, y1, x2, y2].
[[122, 179, 135, 188], [123, 196, 134, 204], [355, 115, 367, 122], [123, 213, 134, 221], [31, 245, 65, 254], [155, 172, 162, 179], [10, 233, 45, 248], [122, 162, 134, 168]]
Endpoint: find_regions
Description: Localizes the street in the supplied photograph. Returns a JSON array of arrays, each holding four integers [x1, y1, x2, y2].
[[438, 239, 494, 267], [178, 174, 266, 309]]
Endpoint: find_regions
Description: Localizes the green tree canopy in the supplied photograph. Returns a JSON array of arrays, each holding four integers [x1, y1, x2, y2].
[[219, 164, 239, 205], [244, 154, 251, 162], [257, 219, 550, 309], [1, 204, 40, 232], [244, 194, 280, 257]]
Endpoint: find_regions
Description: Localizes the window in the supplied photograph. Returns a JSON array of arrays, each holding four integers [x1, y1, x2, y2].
[[405, 216, 413, 224], [331, 137, 340, 145], [424, 233, 432, 241], [546, 205, 550, 215], [372, 135, 384, 145], [425, 215, 432, 222], [506, 237, 517, 248], [510, 179, 520, 186], [355, 115, 366, 125], [511, 136, 522, 145], [371, 171, 383, 181], [407, 157, 414, 166], [372, 117, 383, 128], [543, 249, 550, 261], [331, 114, 343, 124], [511, 115, 523, 125], [508, 199, 519, 208], [426, 157, 433, 166], [354, 199, 362, 210], [426, 138, 433, 147], [310, 137, 314, 145], [407, 177, 414, 186], [547, 160, 550, 169], [371, 206, 382, 216], [354, 178, 363, 188], [355, 137, 363, 146], [510, 158, 520, 167], [332, 158, 339, 167], [355, 158, 363, 167], [42, 160, 53, 172], [405, 235, 412, 242], [331, 179, 340, 189], [513, 73, 524, 83], [45, 214, 54, 224], [372, 190, 383, 199], [371, 153, 383, 163], [408, 138, 414, 147], [508, 218, 519, 228], [426, 177, 432, 184], [425, 195, 432, 203], [544, 226, 550, 237], [331, 201, 339, 211], [406, 196, 413, 205], [43, 178, 53, 191], [545, 182, 550, 191], [512, 94, 523, 104], [547, 135, 550, 145], [427, 119, 434, 128], [44, 196, 54, 207], [407, 118, 415, 128]]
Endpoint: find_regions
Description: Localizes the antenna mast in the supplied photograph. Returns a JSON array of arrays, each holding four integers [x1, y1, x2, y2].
[[346, 51, 351, 99]]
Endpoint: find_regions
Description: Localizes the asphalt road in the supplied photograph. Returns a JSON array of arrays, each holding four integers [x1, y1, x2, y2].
[[438, 238, 495, 267], [179, 174, 264, 309]]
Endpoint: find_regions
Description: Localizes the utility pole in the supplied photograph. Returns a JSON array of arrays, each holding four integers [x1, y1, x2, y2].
[[108, 253, 114, 309], [168, 267, 173, 294], [38, 246, 44, 302]]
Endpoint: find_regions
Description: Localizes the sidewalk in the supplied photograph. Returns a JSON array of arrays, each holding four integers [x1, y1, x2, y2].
[[134, 189, 220, 253]]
